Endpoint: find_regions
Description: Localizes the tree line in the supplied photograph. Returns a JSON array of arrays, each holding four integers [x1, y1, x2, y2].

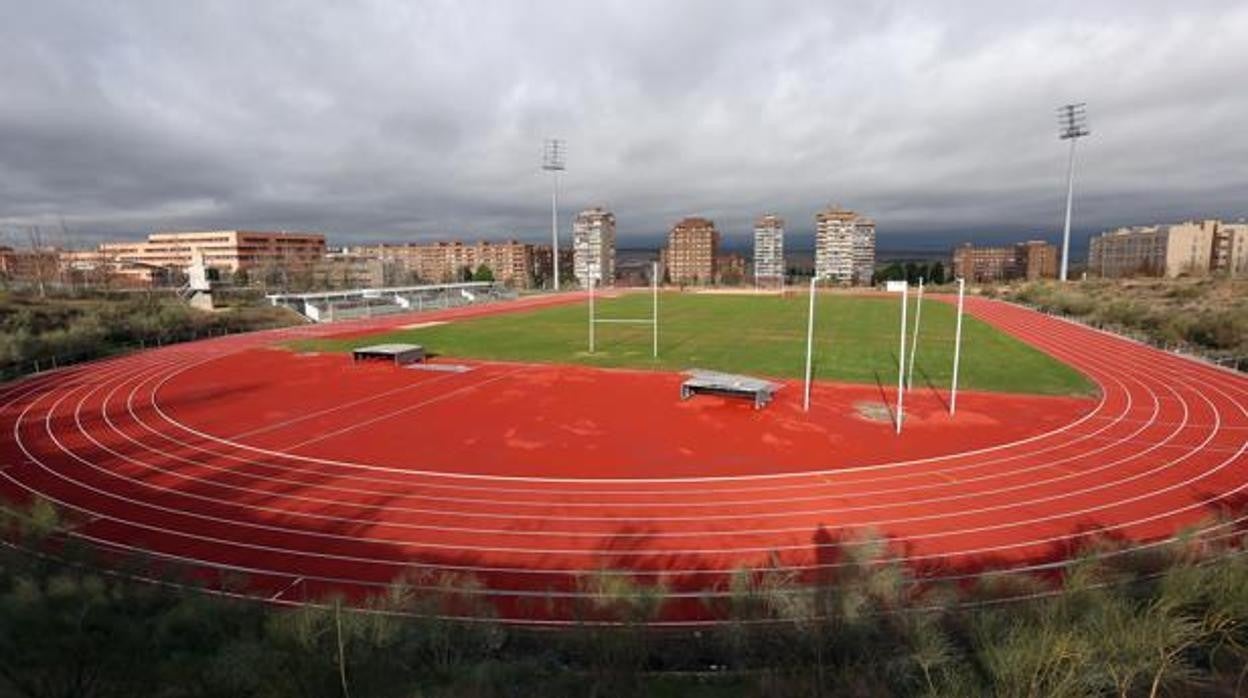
[[873, 260, 948, 286]]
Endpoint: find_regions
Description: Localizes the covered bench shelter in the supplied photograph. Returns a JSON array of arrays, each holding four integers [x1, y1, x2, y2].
[[352, 343, 426, 366], [680, 369, 781, 410]]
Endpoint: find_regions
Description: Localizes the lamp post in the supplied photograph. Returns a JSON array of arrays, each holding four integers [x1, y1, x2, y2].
[[1058, 103, 1090, 282], [541, 138, 566, 291]]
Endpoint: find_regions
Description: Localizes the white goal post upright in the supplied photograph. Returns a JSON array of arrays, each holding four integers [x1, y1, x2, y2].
[[803, 276, 816, 412], [896, 283, 908, 435], [652, 261, 658, 358], [950, 277, 966, 416], [587, 261, 659, 359], [906, 276, 924, 390]]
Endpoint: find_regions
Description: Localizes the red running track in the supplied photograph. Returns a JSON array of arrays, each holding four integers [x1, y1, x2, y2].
[[0, 294, 1245, 624]]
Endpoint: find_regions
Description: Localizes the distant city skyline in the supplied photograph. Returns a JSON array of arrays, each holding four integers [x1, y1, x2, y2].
[[2, 2, 1247, 248]]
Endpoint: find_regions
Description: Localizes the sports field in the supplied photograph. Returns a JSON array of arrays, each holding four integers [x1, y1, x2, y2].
[[291, 291, 1094, 395]]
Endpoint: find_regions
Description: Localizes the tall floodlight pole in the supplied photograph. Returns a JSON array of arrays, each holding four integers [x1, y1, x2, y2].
[[896, 284, 908, 434], [542, 138, 566, 291], [950, 277, 965, 416], [907, 277, 924, 390], [1057, 103, 1090, 282], [803, 277, 816, 412]]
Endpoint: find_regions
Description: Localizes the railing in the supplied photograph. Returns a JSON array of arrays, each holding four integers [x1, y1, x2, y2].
[[277, 282, 518, 323]]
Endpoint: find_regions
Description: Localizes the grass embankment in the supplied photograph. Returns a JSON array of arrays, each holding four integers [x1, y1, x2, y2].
[[0, 291, 302, 380], [999, 277, 1247, 366], [3, 499, 1247, 696], [291, 292, 1094, 396]]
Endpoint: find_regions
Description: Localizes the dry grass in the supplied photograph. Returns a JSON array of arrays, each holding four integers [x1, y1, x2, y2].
[[1000, 277, 1248, 362]]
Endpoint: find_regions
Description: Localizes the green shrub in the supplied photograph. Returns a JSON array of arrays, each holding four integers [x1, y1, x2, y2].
[[1051, 292, 1095, 316], [0, 292, 299, 378], [1095, 300, 1147, 327], [1183, 310, 1246, 351]]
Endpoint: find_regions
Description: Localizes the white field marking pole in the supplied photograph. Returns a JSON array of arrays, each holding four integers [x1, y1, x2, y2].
[[896, 283, 908, 434], [906, 276, 924, 390], [803, 276, 816, 411], [652, 261, 658, 358], [950, 277, 966, 416], [588, 274, 595, 353]]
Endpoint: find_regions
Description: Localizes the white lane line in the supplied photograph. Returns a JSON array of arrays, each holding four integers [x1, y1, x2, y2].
[[227, 370, 468, 441], [128, 366, 1136, 511], [4, 369, 1243, 591], [29, 344, 1240, 558], [280, 368, 523, 451], [110, 347, 1161, 525], [270, 576, 304, 601]]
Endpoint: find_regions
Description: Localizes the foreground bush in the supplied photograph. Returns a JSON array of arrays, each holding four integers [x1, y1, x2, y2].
[[2, 501, 1247, 696]]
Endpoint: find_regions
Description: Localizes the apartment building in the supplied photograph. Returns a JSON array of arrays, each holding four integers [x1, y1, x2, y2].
[[354, 240, 538, 287], [322, 250, 385, 288], [1087, 219, 1229, 278], [662, 217, 719, 285], [1211, 221, 1248, 276], [98, 230, 326, 276], [814, 205, 875, 285], [572, 207, 616, 288], [1017, 240, 1060, 279], [950, 240, 1058, 282], [752, 214, 785, 286]]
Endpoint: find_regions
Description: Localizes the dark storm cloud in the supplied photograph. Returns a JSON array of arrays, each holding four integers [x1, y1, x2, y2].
[[1, 0, 1246, 250]]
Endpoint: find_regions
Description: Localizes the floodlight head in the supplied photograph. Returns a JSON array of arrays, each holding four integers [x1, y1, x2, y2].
[[542, 138, 566, 171], [1058, 103, 1090, 140]]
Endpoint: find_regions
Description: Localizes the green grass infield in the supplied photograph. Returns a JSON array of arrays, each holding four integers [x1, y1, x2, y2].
[[288, 292, 1095, 396]]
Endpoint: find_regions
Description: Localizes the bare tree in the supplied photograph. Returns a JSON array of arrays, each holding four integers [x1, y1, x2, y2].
[[26, 225, 49, 298]]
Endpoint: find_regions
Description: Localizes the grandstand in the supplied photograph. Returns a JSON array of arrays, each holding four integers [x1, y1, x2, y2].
[[266, 281, 516, 322]]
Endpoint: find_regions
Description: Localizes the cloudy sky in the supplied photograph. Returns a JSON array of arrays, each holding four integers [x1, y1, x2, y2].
[[2, 1, 1246, 251]]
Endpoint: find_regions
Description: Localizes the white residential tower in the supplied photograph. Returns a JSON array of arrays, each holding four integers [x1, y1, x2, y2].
[[753, 214, 785, 287], [814, 205, 875, 285], [572, 207, 616, 287]]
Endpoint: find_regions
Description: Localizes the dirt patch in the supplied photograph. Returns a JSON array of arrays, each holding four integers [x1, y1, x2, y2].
[[854, 401, 893, 422]]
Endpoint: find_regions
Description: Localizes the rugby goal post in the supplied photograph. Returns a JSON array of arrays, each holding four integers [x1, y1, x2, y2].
[[950, 277, 966, 416], [802, 276, 816, 412], [907, 277, 924, 390], [588, 261, 659, 358], [882, 280, 910, 434]]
